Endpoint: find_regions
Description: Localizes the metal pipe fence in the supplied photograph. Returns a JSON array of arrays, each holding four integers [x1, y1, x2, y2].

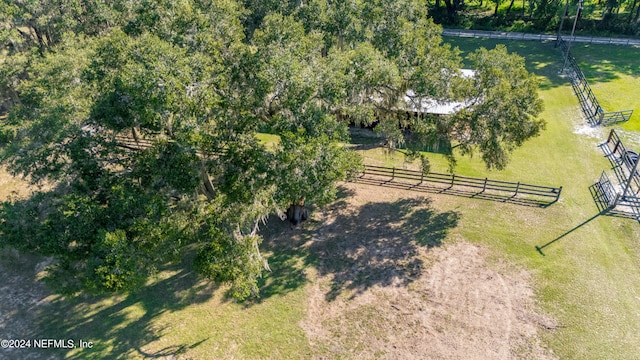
[[557, 36, 633, 125], [358, 164, 562, 203]]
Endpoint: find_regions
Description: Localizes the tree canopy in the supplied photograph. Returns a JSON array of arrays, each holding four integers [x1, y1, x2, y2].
[[0, 0, 543, 299]]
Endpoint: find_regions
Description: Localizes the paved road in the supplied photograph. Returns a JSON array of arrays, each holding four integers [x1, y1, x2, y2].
[[442, 28, 640, 46]]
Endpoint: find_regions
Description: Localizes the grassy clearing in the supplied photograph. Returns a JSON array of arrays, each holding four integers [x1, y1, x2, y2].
[[1, 38, 640, 359]]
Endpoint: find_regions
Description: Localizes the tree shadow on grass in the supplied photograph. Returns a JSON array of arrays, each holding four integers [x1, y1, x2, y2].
[[0, 252, 214, 360], [239, 187, 458, 306], [252, 228, 310, 302], [572, 44, 640, 83], [306, 197, 460, 302], [250, 186, 357, 304]]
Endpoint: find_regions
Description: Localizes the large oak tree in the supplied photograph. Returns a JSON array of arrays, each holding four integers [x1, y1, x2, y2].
[[0, 0, 543, 299]]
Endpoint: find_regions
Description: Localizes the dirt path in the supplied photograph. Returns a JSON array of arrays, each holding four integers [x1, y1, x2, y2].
[[300, 183, 558, 359]]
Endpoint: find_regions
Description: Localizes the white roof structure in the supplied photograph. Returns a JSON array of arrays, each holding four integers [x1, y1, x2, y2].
[[403, 90, 472, 115], [402, 69, 476, 115]]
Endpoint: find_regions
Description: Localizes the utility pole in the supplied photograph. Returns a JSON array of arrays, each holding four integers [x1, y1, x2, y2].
[[561, 0, 583, 73], [556, 0, 570, 47], [620, 155, 640, 205]]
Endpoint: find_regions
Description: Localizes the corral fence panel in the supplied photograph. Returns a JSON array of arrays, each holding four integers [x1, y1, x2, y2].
[[558, 36, 633, 125], [358, 164, 562, 203]]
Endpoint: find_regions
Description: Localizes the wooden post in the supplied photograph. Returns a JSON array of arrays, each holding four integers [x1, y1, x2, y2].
[[482, 178, 487, 193], [419, 171, 424, 185], [391, 167, 395, 181], [514, 182, 520, 196], [450, 174, 455, 188]]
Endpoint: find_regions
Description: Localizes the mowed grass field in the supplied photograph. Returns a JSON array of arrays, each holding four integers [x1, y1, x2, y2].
[[1, 38, 640, 359]]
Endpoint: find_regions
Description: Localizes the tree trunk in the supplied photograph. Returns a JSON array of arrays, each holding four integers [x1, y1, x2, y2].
[[31, 25, 46, 55], [494, 1, 500, 16], [199, 160, 216, 200], [506, 0, 516, 13], [8, 87, 20, 106], [443, 0, 456, 22], [34, 27, 45, 48], [0, 85, 21, 112], [286, 198, 308, 228], [628, 0, 638, 23]]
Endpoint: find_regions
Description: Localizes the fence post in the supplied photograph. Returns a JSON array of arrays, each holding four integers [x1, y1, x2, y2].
[[611, 193, 621, 209], [391, 167, 395, 181], [450, 174, 455, 188], [419, 171, 424, 185], [556, 186, 562, 202], [597, 107, 604, 124], [607, 129, 613, 144], [514, 182, 520, 196], [482, 178, 487, 193], [612, 139, 621, 155]]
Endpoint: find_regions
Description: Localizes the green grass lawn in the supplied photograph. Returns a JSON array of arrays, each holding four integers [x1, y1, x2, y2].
[[2, 38, 640, 359]]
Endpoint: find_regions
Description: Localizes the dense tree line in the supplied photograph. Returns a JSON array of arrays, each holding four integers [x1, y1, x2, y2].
[[429, 0, 640, 35], [0, 0, 543, 299]]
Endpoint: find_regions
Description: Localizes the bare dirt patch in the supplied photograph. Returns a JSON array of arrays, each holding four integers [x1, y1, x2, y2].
[[573, 123, 605, 139], [300, 183, 558, 359], [0, 249, 57, 360]]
